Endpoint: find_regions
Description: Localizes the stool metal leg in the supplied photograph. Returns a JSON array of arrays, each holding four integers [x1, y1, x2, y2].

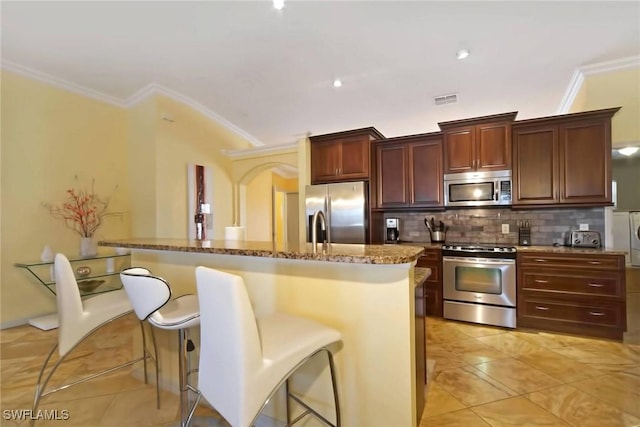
[[254, 348, 341, 427], [326, 349, 341, 427], [285, 379, 291, 426], [178, 328, 189, 427], [142, 323, 160, 409]]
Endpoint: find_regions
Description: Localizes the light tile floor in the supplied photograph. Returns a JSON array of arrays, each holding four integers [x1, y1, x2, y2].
[[0, 315, 220, 427], [1, 314, 639, 426], [423, 317, 640, 427]]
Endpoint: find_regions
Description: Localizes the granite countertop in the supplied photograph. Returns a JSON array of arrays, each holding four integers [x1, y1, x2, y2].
[[398, 241, 443, 249], [515, 245, 627, 255], [98, 238, 425, 265], [414, 267, 431, 287]]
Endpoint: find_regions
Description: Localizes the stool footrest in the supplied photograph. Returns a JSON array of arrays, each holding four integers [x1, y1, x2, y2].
[[289, 393, 337, 427]]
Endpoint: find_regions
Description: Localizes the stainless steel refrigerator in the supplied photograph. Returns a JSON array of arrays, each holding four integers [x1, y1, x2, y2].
[[305, 181, 367, 244]]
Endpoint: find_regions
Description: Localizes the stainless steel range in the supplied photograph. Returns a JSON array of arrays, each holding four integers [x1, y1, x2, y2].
[[442, 244, 517, 328]]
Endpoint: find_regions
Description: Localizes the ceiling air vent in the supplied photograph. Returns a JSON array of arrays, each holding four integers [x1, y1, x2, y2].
[[434, 93, 458, 105]]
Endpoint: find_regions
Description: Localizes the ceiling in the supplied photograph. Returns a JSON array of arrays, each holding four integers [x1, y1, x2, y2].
[[2, 1, 639, 149]]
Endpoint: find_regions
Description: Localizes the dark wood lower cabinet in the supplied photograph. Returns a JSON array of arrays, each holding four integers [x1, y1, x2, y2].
[[517, 252, 626, 340], [415, 279, 425, 424], [416, 247, 443, 317]]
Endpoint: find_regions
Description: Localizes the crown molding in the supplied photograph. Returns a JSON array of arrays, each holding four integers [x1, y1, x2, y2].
[[124, 83, 265, 147], [557, 55, 640, 114], [222, 142, 298, 159], [2, 60, 265, 147], [1, 60, 126, 107], [580, 55, 640, 76]]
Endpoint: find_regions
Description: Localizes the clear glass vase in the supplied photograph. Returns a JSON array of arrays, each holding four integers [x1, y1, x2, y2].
[[79, 237, 97, 257]]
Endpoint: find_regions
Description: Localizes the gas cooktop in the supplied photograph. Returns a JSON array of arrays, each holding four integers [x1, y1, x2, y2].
[[442, 244, 517, 254]]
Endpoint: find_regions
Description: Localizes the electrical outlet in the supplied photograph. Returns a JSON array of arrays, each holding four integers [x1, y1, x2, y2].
[[579, 223, 589, 231], [502, 224, 509, 234]]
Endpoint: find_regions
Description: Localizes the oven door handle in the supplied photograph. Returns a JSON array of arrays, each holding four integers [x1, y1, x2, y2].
[[443, 256, 515, 264]]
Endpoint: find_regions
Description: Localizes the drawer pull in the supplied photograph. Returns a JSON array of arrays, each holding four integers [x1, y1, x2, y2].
[[534, 259, 547, 262], [588, 283, 604, 287], [534, 279, 548, 283], [588, 261, 601, 265], [535, 306, 550, 311], [589, 311, 605, 316]]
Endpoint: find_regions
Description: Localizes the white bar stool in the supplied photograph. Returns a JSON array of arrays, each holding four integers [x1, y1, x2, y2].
[[120, 268, 201, 427], [31, 254, 156, 426], [195, 266, 342, 427]]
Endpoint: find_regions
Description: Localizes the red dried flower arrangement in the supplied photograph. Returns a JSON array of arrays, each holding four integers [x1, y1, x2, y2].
[[46, 178, 113, 238]]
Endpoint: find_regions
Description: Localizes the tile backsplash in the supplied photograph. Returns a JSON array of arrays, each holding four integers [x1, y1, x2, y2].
[[386, 207, 605, 246]]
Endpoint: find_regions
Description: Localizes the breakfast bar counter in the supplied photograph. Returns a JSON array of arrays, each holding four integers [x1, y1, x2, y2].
[[99, 238, 426, 427]]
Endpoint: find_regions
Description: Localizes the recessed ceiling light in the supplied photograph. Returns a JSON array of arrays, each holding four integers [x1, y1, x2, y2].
[[618, 146, 639, 156], [333, 79, 343, 88], [273, 0, 285, 10], [456, 49, 470, 60]]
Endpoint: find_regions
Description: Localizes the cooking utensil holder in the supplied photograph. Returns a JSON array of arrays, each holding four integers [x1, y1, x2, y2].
[[430, 230, 446, 243], [518, 228, 531, 246]]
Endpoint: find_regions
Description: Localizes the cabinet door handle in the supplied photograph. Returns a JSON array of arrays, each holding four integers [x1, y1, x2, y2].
[[535, 306, 550, 311], [588, 283, 604, 287], [589, 311, 605, 316], [534, 279, 548, 283]]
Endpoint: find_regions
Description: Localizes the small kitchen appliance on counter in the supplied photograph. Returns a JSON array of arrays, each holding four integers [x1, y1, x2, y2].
[[385, 218, 400, 243], [518, 220, 531, 246], [568, 230, 601, 248], [424, 217, 448, 243]]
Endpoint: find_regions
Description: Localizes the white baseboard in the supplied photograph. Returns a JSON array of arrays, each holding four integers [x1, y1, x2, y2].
[[0, 317, 29, 330]]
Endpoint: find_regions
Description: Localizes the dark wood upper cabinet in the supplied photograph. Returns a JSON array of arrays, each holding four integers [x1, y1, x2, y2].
[[409, 139, 444, 206], [439, 112, 517, 174], [375, 134, 444, 209], [376, 143, 408, 207], [560, 119, 611, 204], [512, 125, 559, 204], [310, 127, 385, 184], [512, 107, 619, 207]]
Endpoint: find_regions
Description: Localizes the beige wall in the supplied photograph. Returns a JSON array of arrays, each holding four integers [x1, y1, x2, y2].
[[1, 72, 254, 326], [127, 96, 158, 237], [244, 169, 274, 241], [1, 70, 130, 325], [568, 83, 587, 113], [272, 173, 298, 248], [576, 67, 640, 145], [153, 95, 244, 239]]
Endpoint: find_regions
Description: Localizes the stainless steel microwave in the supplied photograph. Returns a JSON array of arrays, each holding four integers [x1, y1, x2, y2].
[[444, 170, 512, 207]]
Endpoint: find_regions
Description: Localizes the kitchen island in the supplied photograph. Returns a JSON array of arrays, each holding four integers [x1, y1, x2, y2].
[[99, 238, 426, 427]]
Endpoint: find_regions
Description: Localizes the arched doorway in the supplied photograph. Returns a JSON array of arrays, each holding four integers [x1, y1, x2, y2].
[[237, 162, 299, 249]]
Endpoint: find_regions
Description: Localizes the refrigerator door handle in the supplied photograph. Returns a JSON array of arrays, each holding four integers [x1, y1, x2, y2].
[[326, 195, 332, 243]]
